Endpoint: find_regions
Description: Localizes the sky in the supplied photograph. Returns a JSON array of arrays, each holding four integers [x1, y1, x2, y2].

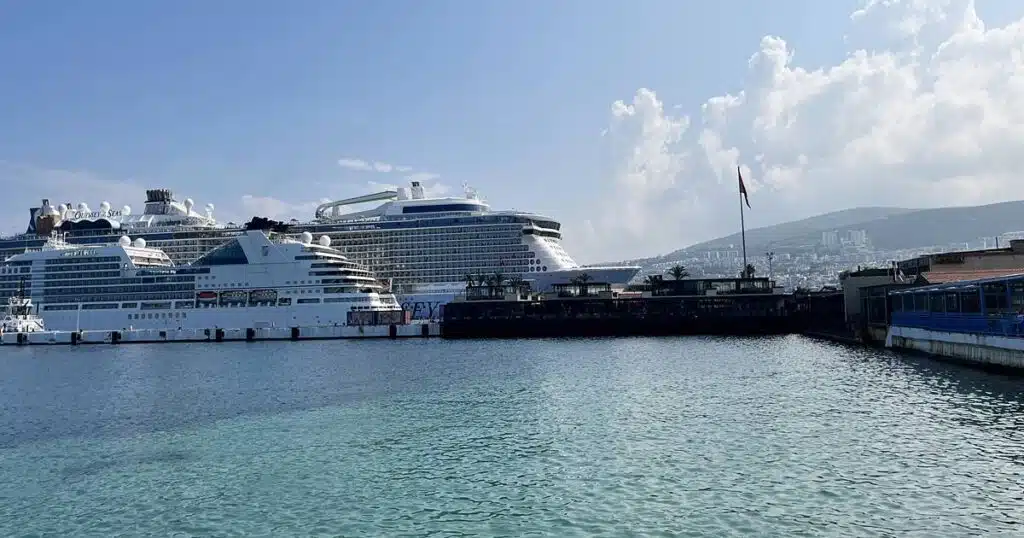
[[1, 0, 1023, 263]]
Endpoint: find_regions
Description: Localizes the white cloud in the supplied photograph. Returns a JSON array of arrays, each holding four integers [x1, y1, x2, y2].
[[336, 158, 375, 172], [337, 157, 416, 175], [404, 172, 441, 183], [580, 0, 1024, 262]]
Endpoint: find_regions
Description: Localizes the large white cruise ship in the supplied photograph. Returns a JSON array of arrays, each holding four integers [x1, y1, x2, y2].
[[3, 182, 640, 321], [0, 229, 400, 332], [303, 181, 641, 319]]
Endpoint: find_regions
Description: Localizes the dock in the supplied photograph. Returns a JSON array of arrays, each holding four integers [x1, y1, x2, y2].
[[1, 322, 440, 346], [442, 277, 810, 339]]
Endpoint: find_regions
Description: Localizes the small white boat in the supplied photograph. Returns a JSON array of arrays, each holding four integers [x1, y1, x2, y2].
[[0, 281, 45, 334]]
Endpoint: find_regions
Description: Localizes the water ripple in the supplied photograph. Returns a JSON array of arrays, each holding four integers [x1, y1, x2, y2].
[[0, 336, 1022, 536]]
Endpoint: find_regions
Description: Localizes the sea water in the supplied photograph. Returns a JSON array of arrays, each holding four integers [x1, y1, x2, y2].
[[0, 336, 1021, 536]]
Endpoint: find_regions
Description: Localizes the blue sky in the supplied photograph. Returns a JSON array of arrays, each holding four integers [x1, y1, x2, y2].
[[1, 0, 1022, 261]]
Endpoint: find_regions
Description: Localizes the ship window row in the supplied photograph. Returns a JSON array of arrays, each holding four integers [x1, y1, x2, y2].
[[41, 276, 195, 288], [128, 311, 189, 320], [1, 267, 33, 275], [42, 284, 194, 294], [346, 245, 530, 258], [325, 225, 523, 239], [42, 263, 122, 272], [344, 231, 523, 241], [44, 256, 121, 265], [43, 292, 194, 303], [43, 270, 123, 280], [318, 214, 530, 231]]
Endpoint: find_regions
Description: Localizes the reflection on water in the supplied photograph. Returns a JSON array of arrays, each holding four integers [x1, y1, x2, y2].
[[0, 336, 1022, 536]]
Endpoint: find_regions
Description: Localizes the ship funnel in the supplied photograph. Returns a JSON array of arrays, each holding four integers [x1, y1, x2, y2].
[[410, 181, 425, 199]]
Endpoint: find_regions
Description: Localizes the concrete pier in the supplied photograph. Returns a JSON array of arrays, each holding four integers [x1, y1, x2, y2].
[[0, 322, 440, 346], [886, 325, 1024, 370]]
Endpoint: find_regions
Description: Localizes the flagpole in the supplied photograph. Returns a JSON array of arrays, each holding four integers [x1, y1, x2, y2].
[[738, 168, 748, 277]]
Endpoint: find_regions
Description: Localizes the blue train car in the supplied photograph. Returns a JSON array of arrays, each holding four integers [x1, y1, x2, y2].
[[889, 273, 1024, 337]]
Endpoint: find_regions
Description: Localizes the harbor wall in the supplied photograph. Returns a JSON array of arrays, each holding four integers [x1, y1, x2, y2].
[[442, 293, 802, 339], [0, 322, 440, 346], [886, 325, 1024, 370]]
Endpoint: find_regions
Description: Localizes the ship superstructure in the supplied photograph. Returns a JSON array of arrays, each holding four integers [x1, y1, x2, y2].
[[0, 229, 400, 332], [0, 189, 238, 264], [306, 181, 639, 291]]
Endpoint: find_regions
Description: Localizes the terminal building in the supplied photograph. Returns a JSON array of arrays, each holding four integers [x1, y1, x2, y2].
[[839, 240, 1024, 338]]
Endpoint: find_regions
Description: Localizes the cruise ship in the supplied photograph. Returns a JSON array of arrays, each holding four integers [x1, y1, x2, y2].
[[0, 188, 237, 264], [2, 182, 641, 320], [0, 228, 400, 332], [300, 181, 641, 319]]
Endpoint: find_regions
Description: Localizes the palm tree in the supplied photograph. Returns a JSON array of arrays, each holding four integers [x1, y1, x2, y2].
[[507, 275, 528, 295], [464, 273, 475, 288], [482, 272, 504, 297], [667, 264, 689, 280], [572, 272, 593, 296], [740, 264, 756, 279]]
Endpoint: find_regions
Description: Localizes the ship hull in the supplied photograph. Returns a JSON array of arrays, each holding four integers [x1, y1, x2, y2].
[[39, 302, 380, 332]]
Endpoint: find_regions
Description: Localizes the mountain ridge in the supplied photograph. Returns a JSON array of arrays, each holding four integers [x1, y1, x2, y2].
[[619, 200, 1024, 267]]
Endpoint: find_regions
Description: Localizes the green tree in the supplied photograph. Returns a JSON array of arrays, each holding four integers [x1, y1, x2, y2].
[[667, 264, 689, 280]]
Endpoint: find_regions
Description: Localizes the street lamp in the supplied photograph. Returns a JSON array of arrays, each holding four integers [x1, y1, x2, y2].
[[765, 251, 775, 280]]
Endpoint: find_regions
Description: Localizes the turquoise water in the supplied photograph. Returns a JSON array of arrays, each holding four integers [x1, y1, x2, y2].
[[1, 336, 1022, 536]]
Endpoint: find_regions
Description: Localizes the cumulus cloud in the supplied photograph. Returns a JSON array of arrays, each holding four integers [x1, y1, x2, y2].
[[579, 0, 1024, 262]]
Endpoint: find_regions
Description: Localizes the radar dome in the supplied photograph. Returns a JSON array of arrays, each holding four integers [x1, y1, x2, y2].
[[300, 231, 313, 244], [122, 205, 132, 216], [99, 201, 111, 213], [77, 202, 89, 213], [184, 198, 194, 212], [206, 203, 215, 212], [318, 235, 331, 247], [133, 238, 146, 248], [118, 236, 131, 247], [57, 204, 68, 214]]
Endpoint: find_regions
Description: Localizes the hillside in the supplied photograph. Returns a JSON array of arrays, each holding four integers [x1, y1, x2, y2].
[[625, 200, 1024, 266], [681, 206, 917, 254]]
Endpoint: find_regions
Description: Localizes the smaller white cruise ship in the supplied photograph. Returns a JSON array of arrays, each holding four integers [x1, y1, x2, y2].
[[0, 229, 401, 332]]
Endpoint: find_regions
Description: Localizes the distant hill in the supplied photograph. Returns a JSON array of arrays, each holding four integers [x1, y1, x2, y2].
[[628, 200, 1024, 266]]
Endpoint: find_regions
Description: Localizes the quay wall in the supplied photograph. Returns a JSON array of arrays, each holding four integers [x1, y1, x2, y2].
[[887, 325, 1024, 370], [1, 322, 440, 346]]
